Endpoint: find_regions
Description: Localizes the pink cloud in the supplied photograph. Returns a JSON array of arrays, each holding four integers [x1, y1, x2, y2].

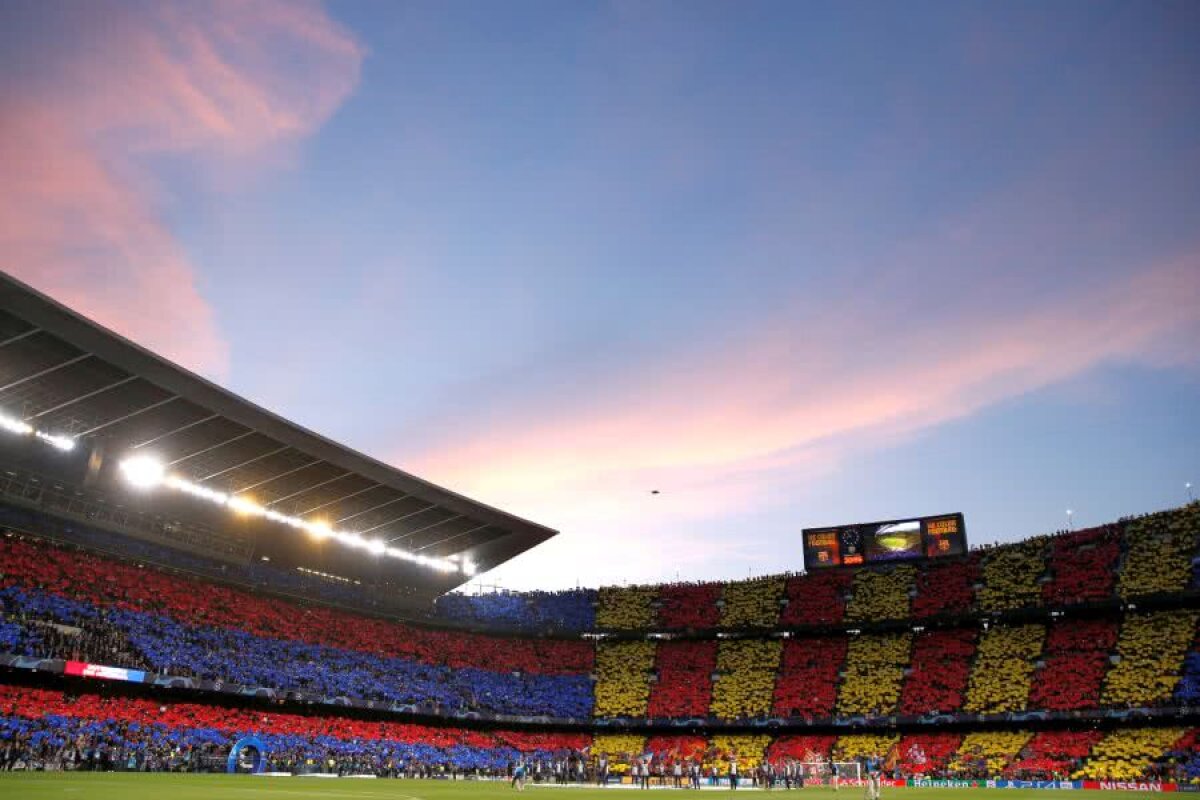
[[0, 0, 363, 377], [418, 252, 1200, 588]]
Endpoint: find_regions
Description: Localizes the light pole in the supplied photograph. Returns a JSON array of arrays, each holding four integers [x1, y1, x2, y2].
[[1066, 509, 1073, 531], [1188, 482, 1194, 502]]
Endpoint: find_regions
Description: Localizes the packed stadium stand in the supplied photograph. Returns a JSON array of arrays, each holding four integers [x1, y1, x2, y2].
[[1, 276, 1199, 784]]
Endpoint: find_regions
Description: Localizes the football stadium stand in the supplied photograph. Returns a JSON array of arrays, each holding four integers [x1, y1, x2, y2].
[[1, 276, 1199, 784]]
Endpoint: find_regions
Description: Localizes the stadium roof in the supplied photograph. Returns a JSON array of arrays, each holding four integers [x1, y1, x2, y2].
[[0, 272, 556, 599]]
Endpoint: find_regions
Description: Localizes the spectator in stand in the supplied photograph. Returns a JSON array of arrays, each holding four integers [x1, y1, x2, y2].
[[837, 633, 911, 716], [1029, 619, 1117, 711], [963, 624, 1044, 713], [593, 641, 655, 717], [911, 555, 980, 618], [899, 628, 976, 715], [595, 586, 657, 630], [977, 539, 1047, 612], [1073, 728, 1188, 781], [845, 566, 915, 623], [772, 636, 847, 719], [1119, 508, 1200, 600], [710, 641, 781, 719], [647, 641, 716, 718], [719, 578, 785, 628]]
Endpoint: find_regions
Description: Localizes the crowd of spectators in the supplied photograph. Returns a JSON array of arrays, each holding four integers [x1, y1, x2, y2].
[[0, 682, 1196, 782], [977, 539, 1047, 612], [892, 733, 962, 776], [432, 590, 596, 633], [778, 571, 851, 626], [592, 641, 654, 717], [590, 734, 645, 774], [1103, 610, 1199, 707], [710, 640, 781, 719], [772, 636, 847, 719], [1005, 731, 1104, 779], [767, 735, 835, 763], [836, 633, 911, 716], [1030, 619, 1118, 711], [595, 586, 657, 630], [656, 583, 722, 629], [708, 734, 770, 771], [1119, 507, 1198, 599], [1042, 527, 1120, 606], [899, 628, 976, 715], [1072, 728, 1188, 781], [0, 535, 592, 675], [718, 577, 786, 628], [1177, 622, 1200, 705], [647, 641, 716, 718], [833, 733, 898, 764], [0, 684, 588, 774], [948, 731, 1032, 776], [911, 555, 980, 618], [963, 624, 1044, 713], [845, 566, 915, 622]]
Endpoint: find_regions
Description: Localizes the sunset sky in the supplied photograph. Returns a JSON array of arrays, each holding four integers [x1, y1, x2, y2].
[[1, 0, 1197, 589]]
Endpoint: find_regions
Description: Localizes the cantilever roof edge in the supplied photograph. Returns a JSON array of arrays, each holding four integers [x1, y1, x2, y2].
[[0, 270, 558, 550]]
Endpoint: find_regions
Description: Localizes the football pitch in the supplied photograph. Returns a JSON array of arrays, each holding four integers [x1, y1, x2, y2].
[[0, 776, 1160, 800]]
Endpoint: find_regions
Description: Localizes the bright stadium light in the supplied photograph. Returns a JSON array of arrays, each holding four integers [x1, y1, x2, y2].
[[119, 455, 166, 489], [462, 559, 478, 577], [116, 454, 466, 573], [0, 411, 76, 451]]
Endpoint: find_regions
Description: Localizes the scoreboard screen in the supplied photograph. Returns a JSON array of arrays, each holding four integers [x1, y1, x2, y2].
[[802, 513, 967, 569]]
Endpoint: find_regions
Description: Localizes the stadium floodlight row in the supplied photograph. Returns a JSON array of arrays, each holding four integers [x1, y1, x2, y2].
[[0, 271, 557, 602]]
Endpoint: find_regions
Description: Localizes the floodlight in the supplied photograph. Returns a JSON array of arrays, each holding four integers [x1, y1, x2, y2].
[[119, 456, 166, 489]]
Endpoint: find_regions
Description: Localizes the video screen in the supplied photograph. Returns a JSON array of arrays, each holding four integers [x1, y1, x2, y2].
[[803, 513, 966, 570], [865, 520, 923, 561]]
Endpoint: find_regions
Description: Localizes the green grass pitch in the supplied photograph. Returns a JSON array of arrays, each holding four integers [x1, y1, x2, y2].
[[0, 776, 1159, 800]]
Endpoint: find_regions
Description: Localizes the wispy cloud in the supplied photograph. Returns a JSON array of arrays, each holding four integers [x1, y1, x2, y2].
[[413, 245, 1200, 588], [0, 0, 363, 376]]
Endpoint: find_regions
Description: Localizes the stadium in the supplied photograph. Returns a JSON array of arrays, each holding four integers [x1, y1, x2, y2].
[[0, 270, 1197, 800]]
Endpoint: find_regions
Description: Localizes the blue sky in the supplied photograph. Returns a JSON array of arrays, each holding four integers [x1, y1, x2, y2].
[[1, 0, 1197, 588]]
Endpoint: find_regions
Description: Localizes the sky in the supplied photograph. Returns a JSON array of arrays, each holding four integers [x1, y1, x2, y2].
[[1, 0, 1198, 590]]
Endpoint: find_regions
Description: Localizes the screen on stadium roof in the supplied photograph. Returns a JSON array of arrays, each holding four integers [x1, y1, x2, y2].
[[802, 512, 967, 569]]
